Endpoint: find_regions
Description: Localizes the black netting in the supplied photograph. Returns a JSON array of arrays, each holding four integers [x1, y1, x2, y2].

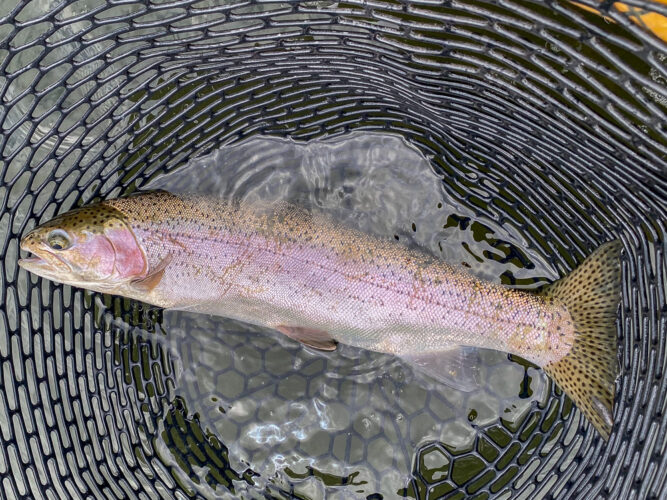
[[0, 0, 665, 499]]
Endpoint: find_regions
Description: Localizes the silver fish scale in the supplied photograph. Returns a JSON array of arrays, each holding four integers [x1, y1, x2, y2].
[[110, 194, 567, 366]]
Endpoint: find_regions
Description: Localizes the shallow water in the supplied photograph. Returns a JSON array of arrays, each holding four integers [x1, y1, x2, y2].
[[134, 132, 556, 497]]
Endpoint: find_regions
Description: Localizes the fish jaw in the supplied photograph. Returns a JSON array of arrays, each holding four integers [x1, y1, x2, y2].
[[18, 254, 70, 282], [18, 248, 110, 291], [18, 233, 78, 284]]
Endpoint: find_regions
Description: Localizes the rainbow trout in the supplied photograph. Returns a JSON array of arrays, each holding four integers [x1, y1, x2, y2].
[[18, 191, 621, 439]]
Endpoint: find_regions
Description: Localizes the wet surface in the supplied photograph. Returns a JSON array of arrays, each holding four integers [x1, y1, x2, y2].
[[142, 133, 551, 497]]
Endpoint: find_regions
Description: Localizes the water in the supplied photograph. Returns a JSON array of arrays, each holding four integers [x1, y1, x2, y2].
[[129, 132, 556, 498]]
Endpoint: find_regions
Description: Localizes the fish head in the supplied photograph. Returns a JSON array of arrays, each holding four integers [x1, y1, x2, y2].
[[19, 202, 147, 291]]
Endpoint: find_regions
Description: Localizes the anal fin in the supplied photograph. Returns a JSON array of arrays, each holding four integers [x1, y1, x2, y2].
[[276, 325, 338, 351], [400, 346, 482, 392]]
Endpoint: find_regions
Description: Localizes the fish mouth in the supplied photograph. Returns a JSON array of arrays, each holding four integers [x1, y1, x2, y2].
[[18, 254, 69, 274], [18, 255, 46, 267], [18, 241, 72, 277]]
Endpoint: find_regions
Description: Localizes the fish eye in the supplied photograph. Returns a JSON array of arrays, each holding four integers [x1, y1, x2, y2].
[[47, 230, 71, 251]]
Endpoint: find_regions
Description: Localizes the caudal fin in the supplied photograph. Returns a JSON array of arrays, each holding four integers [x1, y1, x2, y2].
[[540, 241, 623, 441]]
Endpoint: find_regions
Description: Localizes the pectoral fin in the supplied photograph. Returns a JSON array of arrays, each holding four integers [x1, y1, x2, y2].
[[131, 255, 172, 293], [400, 346, 482, 392], [276, 325, 338, 351]]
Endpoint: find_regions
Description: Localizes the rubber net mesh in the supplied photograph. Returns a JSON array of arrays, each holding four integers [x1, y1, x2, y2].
[[0, 0, 665, 498]]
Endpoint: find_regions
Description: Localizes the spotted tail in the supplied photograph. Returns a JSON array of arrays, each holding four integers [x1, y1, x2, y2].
[[540, 241, 623, 441]]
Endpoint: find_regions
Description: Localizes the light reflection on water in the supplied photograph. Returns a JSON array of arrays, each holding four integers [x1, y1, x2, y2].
[[140, 132, 553, 497]]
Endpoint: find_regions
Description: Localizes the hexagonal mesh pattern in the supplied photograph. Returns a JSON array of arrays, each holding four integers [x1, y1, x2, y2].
[[0, 0, 665, 499]]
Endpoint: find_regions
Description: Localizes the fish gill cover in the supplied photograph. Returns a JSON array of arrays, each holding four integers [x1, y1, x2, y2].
[[0, 0, 665, 499]]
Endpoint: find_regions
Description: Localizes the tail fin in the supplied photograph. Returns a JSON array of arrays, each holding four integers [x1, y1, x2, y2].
[[540, 241, 623, 440]]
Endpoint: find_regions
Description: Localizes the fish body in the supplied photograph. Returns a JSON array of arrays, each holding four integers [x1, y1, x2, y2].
[[19, 191, 621, 439]]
